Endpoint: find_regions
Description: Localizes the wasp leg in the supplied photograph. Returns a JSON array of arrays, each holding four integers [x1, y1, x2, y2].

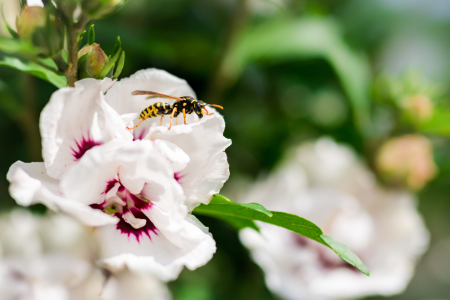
[[203, 108, 214, 116], [168, 107, 177, 130], [176, 115, 178, 125], [127, 119, 144, 130], [160, 115, 164, 126], [183, 108, 187, 124]]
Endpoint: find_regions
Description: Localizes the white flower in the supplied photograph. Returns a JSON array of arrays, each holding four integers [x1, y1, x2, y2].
[[40, 69, 230, 208], [9, 139, 216, 281], [8, 68, 228, 281], [101, 270, 171, 300], [238, 138, 429, 299], [26, 0, 44, 7], [0, 210, 101, 300], [0, 210, 172, 300]]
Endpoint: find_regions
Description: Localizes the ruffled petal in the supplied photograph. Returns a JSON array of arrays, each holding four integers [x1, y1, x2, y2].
[[104, 68, 200, 140], [148, 115, 231, 208], [40, 78, 132, 179], [60, 138, 216, 280], [98, 213, 216, 281], [102, 69, 231, 207], [7, 162, 118, 227]]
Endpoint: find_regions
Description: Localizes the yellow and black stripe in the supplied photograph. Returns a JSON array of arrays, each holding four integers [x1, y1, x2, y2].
[[139, 102, 172, 120]]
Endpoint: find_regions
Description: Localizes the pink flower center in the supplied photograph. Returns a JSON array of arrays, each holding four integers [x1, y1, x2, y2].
[[91, 178, 157, 242]]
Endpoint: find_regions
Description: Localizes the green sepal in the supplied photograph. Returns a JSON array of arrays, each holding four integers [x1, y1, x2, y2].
[[88, 24, 95, 45], [77, 52, 93, 79], [112, 50, 125, 79], [1, 4, 19, 39], [113, 36, 122, 56], [78, 30, 86, 47], [98, 46, 121, 79]]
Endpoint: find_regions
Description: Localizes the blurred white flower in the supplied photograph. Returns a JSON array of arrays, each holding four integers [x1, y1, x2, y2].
[[101, 270, 171, 300], [7, 69, 228, 280], [27, 0, 44, 7], [0, 210, 101, 300], [239, 138, 429, 299], [0, 210, 172, 300]]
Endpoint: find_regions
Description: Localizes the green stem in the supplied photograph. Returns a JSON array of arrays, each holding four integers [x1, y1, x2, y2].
[[64, 14, 90, 87], [65, 26, 79, 87]]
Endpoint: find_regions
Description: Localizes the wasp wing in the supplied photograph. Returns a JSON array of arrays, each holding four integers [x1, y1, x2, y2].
[[132, 90, 182, 101]]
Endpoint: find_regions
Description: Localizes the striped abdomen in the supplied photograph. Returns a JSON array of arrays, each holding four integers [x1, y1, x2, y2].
[[139, 102, 172, 119]]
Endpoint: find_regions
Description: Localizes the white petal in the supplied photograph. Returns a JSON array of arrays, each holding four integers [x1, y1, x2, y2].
[[148, 115, 231, 208], [65, 139, 217, 280], [40, 78, 132, 179], [98, 213, 216, 281], [101, 271, 171, 300], [104, 69, 198, 138], [27, 0, 44, 7], [7, 161, 118, 227], [154, 139, 190, 173], [105, 68, 196, 116], [60, 139, 176, 205], [122, 212, 147, 229]]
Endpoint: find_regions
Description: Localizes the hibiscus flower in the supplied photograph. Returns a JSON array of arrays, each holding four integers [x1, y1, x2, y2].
[[238, 138, 429, 299], [8, 69, 230, 281]]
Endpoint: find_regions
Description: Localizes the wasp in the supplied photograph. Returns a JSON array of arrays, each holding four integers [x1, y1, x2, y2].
[[127, 90, 223, 130]]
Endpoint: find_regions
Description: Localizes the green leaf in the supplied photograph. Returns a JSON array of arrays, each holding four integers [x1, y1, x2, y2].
[[0, 56, 67, 88], [0, 37, 40, 55], [98, 46, 121, 79], [194, 195, 370, 276], [222, 17, 372, 136], [195, 195, 322, 244], [112, 50, 125, 79], [320, 235, 370, 276], [88, 24, 95, 45]]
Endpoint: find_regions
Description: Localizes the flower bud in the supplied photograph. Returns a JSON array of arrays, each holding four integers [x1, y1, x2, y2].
[[401, 95, 434, 122], [376, 134, 437, 190], [16, 6, 64, 58], [77, 43, 110, 79], [81, 0, 127, 19]]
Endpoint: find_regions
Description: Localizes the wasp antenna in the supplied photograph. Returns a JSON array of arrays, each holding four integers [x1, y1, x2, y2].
[[206, 104, 223, 110]]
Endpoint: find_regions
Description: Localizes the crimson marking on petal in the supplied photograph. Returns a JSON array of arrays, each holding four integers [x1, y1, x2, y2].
[[103, 179, 119, 194], [129, 193, 152, 210], [116, 208, 157, 242], [90, 201, 106, 211], [71, 132, 102, 160], [133, 128, 146, 141], [174, 172, 185, 183]]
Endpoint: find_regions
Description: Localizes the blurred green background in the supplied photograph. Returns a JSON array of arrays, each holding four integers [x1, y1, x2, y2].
[[2, 0, 450, 299]]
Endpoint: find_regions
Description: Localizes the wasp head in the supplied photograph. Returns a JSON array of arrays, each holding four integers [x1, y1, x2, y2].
[[193, 101, 223, 119]]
